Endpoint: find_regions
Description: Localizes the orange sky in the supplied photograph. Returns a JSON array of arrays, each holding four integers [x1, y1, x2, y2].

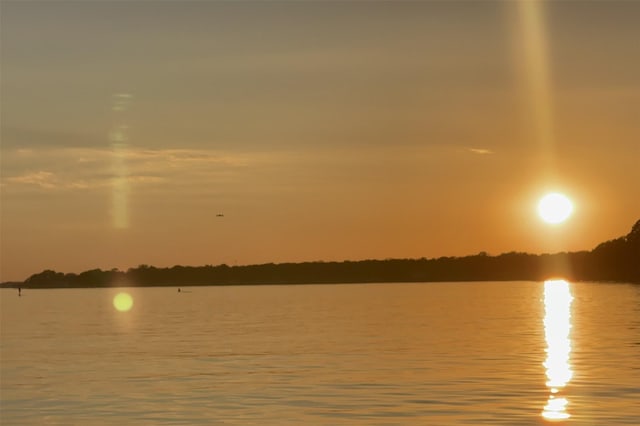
[[1, 1, 639, 281]]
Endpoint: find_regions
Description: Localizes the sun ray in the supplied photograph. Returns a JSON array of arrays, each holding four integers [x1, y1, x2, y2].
[[110, 93, 133, 229], [515, 0, 556, 173]]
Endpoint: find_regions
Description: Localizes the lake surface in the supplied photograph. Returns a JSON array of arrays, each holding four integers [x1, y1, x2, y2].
[[1, 281, 639, 425]]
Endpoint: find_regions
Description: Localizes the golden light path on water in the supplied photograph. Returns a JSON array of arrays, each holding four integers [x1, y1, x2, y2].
[[542, 279, 573, 420]]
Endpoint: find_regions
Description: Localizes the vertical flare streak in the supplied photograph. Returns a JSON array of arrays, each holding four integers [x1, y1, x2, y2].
[[516, 0, 556, 171], [110, 93, 132, 229]]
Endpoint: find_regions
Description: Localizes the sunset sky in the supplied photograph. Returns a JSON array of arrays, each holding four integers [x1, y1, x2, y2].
[[2, 1, 639, 281]]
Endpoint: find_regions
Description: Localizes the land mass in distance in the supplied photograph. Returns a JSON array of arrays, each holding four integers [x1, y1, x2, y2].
[[4, 219, 639, 289]]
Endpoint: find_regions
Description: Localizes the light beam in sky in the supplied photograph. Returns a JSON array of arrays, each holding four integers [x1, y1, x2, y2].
[[516, 0, 555, 170], [110, 93, 133, 229], [516, 1, 576, 234]]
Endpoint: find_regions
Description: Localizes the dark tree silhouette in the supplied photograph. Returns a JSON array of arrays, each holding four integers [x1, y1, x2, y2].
[[7, 218, 640, 288]]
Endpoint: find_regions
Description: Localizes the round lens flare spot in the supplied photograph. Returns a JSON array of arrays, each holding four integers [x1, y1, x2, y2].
[[537, 193, 573, 224], [113, 292, 133, 312]]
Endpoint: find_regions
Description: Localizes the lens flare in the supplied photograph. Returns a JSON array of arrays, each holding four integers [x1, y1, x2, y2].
[[113, 292, 134, 312], [515, 0, 555, 170], [110, 93, 133, 229]]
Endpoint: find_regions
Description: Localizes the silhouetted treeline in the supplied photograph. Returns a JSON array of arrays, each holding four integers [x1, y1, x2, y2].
[[7, 219, 639, 289]]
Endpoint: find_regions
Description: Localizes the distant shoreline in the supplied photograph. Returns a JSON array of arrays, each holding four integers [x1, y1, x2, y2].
[[2, 278, 637, 291], [4, 219, 638, 289]]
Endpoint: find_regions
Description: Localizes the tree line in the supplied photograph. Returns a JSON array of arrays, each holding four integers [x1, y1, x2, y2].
[[8, 219, 639, 289]]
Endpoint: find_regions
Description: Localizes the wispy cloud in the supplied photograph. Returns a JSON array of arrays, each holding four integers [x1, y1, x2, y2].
[[5, 171, 58, 188], [1, 147, 266, 193], [468, 148, 493, 155]]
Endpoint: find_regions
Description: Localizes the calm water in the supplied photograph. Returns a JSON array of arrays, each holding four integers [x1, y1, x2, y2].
[[1, 281, 639, 425]]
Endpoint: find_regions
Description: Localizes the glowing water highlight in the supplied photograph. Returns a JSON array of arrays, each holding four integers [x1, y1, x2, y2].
[[542, 279, 573, 420]]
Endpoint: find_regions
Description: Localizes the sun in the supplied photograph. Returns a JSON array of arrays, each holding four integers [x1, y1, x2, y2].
[[538, 193, 573, 224]]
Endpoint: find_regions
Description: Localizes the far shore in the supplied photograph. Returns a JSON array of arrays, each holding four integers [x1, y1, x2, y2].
[[2, 278, 637, 291], [4, 219, 638, 289]]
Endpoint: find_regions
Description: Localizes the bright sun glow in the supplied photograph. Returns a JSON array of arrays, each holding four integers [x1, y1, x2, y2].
[[113, 292, 133, 312], [538, 193, 573, 224]]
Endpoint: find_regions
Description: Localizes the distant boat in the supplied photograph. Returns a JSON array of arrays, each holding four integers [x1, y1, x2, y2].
[[216, 213, 224, 217]]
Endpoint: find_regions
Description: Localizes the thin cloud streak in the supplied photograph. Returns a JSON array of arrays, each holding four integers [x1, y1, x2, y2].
[[4, 171, 58, 189], [468, 148, 494, 155], [1, 147, 258, 192]]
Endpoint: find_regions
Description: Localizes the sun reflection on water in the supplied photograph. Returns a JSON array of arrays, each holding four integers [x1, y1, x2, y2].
[[542, 279, 573, 420]]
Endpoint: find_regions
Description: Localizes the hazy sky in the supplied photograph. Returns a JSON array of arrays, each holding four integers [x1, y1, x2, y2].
[[2, 1, 639, 281]]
